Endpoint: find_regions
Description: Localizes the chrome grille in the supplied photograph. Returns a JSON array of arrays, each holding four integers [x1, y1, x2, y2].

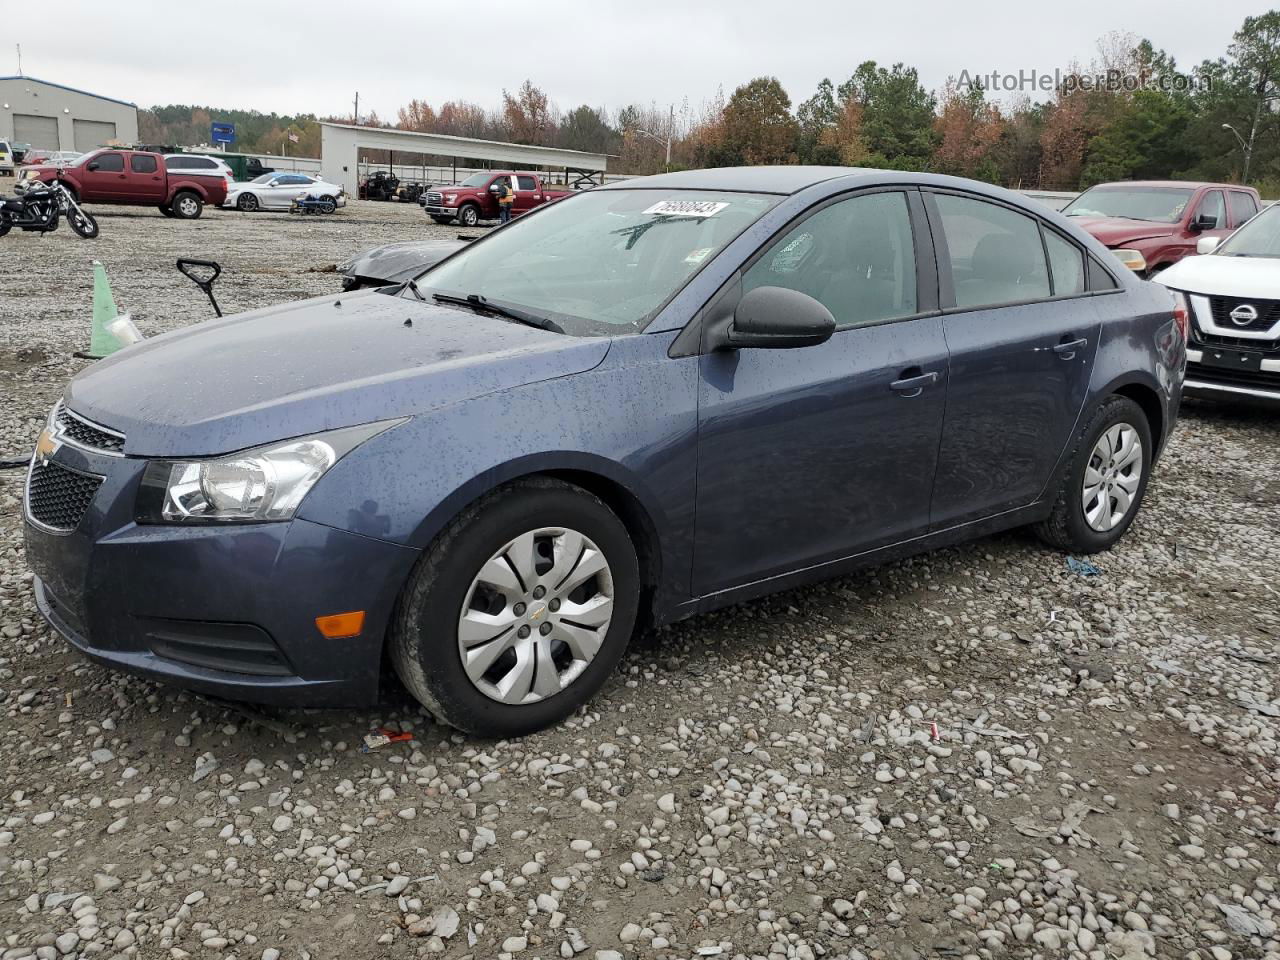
[[426, 191, 444, 206], [26, 459, 103, 533], [1207, 295, 1280, 333], [54, 402, 125, 454]]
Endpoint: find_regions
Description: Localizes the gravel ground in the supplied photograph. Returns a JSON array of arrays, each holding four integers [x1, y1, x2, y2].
[[1, 191, 1278, 960]]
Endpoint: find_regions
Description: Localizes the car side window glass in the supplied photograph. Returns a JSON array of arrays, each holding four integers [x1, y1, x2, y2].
[[131, 155, 157, 174], [1196, 191, 1225, 229], [1043, 229, 1085, 297], [1229, 191, 1258, 226], [517, 175, 537, 191], [94, 153, 124, 172], [167, 157, 189, 169], [935, 194, 1051, 308], [742, 191, 917, 330]]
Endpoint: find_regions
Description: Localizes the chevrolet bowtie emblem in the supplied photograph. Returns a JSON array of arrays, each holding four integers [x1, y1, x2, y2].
[[529, 604, 547, 622], [34, 428, 60, 466]]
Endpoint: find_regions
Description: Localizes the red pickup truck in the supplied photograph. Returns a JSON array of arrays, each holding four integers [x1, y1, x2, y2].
[[17, 148, 228, 219], [423, 171, 572, 227], [1061, 180, 1262, 278]]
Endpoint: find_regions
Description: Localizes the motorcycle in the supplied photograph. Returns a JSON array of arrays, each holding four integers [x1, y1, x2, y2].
[[0, 175, 99, 239]]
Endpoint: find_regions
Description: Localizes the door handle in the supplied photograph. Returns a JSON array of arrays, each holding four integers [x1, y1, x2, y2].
[[1053, 337, 1088, 359], [890, 370, 940, 398]]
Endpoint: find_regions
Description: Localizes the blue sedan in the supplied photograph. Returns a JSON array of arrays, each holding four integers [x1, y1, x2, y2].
[[24, 167, 1184, 736]]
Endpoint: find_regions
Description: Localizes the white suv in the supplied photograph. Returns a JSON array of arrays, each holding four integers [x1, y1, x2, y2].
[[164, 154, 235, 190], [0, 140, 14, 175]]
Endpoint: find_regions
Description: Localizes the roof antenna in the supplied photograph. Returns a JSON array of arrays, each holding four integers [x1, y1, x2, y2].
[[16, 44, 22, 76]]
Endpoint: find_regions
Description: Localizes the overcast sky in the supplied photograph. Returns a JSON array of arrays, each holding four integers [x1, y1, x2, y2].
[[9, 0, 1268, 121]]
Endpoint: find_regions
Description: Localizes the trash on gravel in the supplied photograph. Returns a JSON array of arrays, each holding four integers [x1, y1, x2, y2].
[[362, 727, 415, 751], [191, 753, 219, 782], [1066, 556, 1102, 576]]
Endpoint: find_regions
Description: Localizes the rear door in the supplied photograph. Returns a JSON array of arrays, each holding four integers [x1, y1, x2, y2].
[[514, 175, 540, 214], [693, 188, 949, 595], [78, 151, 128, 200], [1228, 190, 1260, 228], [126, 153, 166, 202], [926, 190, 1102, 529]]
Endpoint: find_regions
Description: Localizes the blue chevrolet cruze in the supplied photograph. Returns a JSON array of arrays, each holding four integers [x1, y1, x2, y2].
[[24, 167, 1184, 736]]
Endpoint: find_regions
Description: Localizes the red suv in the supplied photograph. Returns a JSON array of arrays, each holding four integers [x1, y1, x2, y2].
[[1062, 181, 1261, 278]]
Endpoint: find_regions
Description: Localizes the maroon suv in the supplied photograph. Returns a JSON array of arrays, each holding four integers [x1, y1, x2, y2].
[[1062, 181, 1261, 278]]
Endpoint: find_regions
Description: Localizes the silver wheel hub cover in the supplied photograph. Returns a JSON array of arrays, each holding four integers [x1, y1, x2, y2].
[[1082, 422, 1143, 532], [458, 526, 614, 705]]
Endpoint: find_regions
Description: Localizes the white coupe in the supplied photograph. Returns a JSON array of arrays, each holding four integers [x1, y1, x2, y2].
[[225, 173, 346, 212], [1156, 203, 1280, 405]]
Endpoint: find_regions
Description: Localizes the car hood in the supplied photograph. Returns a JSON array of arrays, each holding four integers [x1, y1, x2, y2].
[[1070, 216, 1178, 246], [65, 291, 610, 457], [1154, 253, 1280, 299], [342, 239, 470, 283]]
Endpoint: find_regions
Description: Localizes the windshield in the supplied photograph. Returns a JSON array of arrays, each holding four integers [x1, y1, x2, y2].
[[1215, 202, 1280, 257], [67, 152, 94, 167], [457, 172, 495, 187], [415, 189, 779, 336], [1063, 186, 1194, 223], [251, 173, 275, 184]]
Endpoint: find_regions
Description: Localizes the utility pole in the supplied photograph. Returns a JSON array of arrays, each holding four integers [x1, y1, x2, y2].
[[637, 105, 675, 172], [15, 44, 21, 76], [353, 92, 359, 126]]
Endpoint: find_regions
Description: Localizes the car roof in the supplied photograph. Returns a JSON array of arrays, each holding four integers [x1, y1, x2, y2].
[[1086, 180, 1254, 192], [603, 166, 885, 195]]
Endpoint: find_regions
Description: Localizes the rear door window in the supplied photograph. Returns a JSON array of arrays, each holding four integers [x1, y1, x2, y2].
[[1043, 229, 1085, 296], [517, 175, 538, 191], [934, 194, 1051, 308], [131, 155, 158, 174], [1229, 191, 1259, 226]]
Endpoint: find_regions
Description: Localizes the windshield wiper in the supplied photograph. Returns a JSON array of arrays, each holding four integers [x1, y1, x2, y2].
[[432, 293, 564, 333], [381, 277, 426, 301]]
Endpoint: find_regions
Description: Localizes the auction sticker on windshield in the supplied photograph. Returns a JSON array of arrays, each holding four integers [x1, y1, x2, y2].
[[644, 199, 729, 218]]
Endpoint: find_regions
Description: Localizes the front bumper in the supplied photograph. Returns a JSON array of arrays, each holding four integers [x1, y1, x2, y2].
[[22, 435, 420, 707], [424, 205, 459, 218], [1184, 348, 1280, 403]]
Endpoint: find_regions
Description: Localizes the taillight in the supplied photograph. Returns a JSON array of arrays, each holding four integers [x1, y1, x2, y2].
[[1171, 291, 1190, 342]]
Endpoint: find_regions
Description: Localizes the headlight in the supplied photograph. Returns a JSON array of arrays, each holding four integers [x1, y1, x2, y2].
[[136, 420, 403, 524], [444, 193, 457, 204], [1112, 249, 1147, 272]]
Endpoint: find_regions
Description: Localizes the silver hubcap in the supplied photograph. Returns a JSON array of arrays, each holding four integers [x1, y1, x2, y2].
[[458, 527, 614, 705], [180, 198, 197, 215], [1082, 423, 1142, 532]]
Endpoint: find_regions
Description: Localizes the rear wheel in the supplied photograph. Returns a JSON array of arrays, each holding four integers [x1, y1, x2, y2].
[[159, 204, 176, 217], [237, 192, 260, 212], [390, 478, 640, 737], [1034, 395, 1152, 553], [172, 191, 203, 219], [0, 216, 10, 238]]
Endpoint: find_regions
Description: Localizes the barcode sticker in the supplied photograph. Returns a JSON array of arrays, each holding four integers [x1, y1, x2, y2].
[[644, 200, 729, 218]]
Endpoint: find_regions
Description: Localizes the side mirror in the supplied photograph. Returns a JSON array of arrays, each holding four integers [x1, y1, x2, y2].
[[1196, 235, 1221, 255], [1190, 214, 1217, 233], [87, 162, 99, 171], [724, 286, 836, 350]]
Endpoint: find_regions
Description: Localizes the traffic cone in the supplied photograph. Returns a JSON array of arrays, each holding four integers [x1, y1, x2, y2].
[[86, 260, 125, 359]]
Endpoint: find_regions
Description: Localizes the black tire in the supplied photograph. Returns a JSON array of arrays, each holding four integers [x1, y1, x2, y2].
[[171, 191, 203, 219], [0, 217, 10, 238], [66, 206, 99, 239], [319, 197, 337, 214], [458, 203, 480, 228], [431, 215, 452, 225], [390, 477, 640, 737], [1034, 395, 1152, 554], [57, 182, 78, 203], [237, 193, 259, 212], [159, 204, 176, 218]]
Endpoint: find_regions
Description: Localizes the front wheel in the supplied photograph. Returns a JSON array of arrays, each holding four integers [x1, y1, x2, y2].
[[172, 192, 203, 219], [458, 203, 480, 228], [318, 197, 337, 214], [1034, 395, 1152, 553], [430, 215, 452, 225], [390, 478, 640, 737], [66, 206, 99, 239]]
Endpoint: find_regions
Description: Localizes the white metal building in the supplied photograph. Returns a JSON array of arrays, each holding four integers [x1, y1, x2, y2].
[[320, 122, 609, 196], [0, 75, 138, 153]]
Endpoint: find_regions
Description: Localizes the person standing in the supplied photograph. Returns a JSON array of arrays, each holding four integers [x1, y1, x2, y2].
[[497, 175, 516, 224]]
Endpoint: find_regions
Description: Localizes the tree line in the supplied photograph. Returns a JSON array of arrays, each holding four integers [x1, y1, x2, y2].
[[138, 11, 1280, 193]]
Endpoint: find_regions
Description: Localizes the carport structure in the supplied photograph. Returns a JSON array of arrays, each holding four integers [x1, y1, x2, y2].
[[319, 122, 608, 196]]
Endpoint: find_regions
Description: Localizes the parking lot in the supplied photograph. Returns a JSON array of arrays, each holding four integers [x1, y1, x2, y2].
[[1, 197, 1278, 960]]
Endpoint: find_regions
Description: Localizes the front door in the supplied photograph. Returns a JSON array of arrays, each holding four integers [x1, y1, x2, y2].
[[925, 190, 1101, 529], [79, 151, 128, 200], [693, 189, 948, 596]]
